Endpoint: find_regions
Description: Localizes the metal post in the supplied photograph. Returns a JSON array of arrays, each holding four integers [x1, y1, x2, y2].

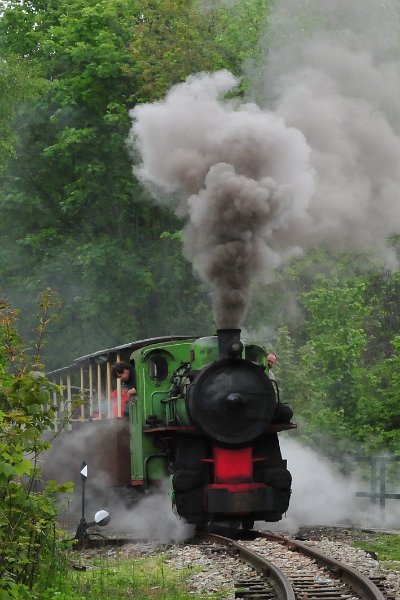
[[380, 459, 386, 511], [371, 458, 377, 505], [75, 461, 88, 540]]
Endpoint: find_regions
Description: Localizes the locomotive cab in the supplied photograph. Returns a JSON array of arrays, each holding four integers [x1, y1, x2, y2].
[[45, 331, 294, 531]]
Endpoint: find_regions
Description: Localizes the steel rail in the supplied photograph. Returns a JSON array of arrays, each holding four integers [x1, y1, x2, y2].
[[257, 530, 386, 600], [201, 532, 295, 600]]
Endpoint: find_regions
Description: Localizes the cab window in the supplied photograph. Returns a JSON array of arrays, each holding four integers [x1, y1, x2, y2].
[[147, 353, 169, 382]]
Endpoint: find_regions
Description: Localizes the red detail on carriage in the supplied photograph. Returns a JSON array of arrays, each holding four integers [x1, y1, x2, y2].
[[213, 446, 253, 483]]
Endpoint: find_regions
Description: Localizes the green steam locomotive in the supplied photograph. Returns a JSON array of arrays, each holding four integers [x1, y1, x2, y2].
[[47, 329, 294, 529]]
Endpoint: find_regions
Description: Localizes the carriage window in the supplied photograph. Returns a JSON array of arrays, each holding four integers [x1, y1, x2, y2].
[[148, 353, 169, 382]]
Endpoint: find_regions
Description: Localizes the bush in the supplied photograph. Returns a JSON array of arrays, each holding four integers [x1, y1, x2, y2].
[[0, 292, 72, 599]]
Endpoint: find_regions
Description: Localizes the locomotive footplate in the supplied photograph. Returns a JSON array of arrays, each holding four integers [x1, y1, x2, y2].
[[205, 483, 273, 513]]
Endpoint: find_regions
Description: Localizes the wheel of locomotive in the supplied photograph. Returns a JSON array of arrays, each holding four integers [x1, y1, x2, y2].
[[188, 358, 277, 444]]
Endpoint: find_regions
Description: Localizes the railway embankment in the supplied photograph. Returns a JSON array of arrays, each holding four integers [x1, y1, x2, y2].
[[73, 526, 400, 599]]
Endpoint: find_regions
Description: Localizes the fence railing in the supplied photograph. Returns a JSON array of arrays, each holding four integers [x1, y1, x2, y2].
[[351, 456, 400, 510]]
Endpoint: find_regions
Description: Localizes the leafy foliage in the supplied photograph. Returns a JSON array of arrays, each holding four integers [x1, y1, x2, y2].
[[0, 0, 272, 369], [268, 255, 400, 456], [0, 293, 72, 598]]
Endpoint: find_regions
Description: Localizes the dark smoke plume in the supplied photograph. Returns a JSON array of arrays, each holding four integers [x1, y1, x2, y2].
[[129, 71, 314, 328], [129, 0, 400, 328]]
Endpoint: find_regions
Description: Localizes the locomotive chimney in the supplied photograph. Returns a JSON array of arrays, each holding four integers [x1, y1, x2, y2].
[[217, 329, 243, 360]]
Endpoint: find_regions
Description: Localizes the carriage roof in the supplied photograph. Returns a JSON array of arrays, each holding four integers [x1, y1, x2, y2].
[[46, 335, 195, 375]]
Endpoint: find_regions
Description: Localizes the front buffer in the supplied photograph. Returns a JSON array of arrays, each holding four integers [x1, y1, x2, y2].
[[203, 445, 291, 524]]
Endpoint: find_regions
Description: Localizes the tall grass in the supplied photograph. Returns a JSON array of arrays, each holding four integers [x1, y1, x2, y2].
[[61, 552, 227, 599]]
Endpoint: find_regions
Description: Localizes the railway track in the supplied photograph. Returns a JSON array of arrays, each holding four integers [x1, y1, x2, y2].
[[200, 530, 391, 600]]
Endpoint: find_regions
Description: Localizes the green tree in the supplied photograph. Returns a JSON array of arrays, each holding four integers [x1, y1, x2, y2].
[[348, 334, 400, 454], [269, 260, 400, 455], [130, 0, 271, 100], [247, 242, 400, 455], [273, 325, 304, 410], [0, 0, 272, 368], [293, 274, 372, 452]]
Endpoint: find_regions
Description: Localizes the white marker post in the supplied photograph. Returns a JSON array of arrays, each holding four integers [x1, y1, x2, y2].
[[75, 461, 88, 540]]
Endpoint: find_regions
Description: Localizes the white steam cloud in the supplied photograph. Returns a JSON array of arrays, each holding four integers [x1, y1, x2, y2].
[[54, 435, 399, 536], [45, 427, 194, 542], [262, 0, 400, 266], [129, 0, 400, 328], [266, 438, 400, 532], [107, 481, 194, 543]]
